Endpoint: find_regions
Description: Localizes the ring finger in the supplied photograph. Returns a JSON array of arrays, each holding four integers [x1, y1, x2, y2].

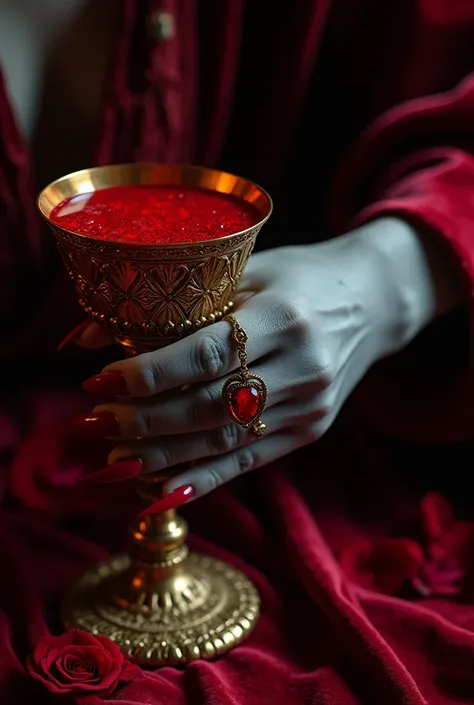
[[105, 402, 289, 475], [88, 359, 289, 440], [85, 398, 326, 486]]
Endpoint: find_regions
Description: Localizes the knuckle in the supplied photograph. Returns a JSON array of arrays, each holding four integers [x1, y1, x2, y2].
[[300, 350, 336, 389], [142, 362, 162, 394], [234, 446, 255, 475], [206, 466, 224, 493], [276, 297, 337, 389], [315, 359, 336, 388], [126, 353, 162, 396], [296, 394, 331, 421], [139, 405, 160, 437], [107, 443, 129, 466], [208, 423, 240, 455], [188, 386, 224, 429], [316, 402, 332, 420], [114, 405, 150, 439], [308, 364, 335, 389], [194, 333, 227, 378], [152, 444, 173, 471], [309, 417, 331, 442], [278, 297, 312, 336], [136, 443, 174, 472]]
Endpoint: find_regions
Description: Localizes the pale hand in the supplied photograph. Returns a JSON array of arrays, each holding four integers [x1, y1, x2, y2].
[[80, 218, 454, 498]]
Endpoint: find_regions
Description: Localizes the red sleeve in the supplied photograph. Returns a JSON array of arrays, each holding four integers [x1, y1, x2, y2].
[[331, 75, 474, 443]]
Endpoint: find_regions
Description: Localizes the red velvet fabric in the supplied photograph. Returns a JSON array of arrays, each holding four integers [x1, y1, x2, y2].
[[3, 1, 474, 703], [3, 398, 474, 705]]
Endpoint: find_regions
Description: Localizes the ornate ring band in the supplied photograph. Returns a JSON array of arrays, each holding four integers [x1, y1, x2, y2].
[[222, 314, 267, 436]]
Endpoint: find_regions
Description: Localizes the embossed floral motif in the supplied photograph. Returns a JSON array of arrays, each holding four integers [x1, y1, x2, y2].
[[185, 257, 233, 319], [227, 250, 242, 285], [96, 260, 144, 323], [229, 242, 254, 285], [135, 263, 191, 325], [54, 227, 260, 342], [64, 247, 105, 299]]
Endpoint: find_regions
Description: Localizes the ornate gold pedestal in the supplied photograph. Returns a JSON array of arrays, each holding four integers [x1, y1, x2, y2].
[[62, 484, 260, 665], [38, 163, 272, 666]]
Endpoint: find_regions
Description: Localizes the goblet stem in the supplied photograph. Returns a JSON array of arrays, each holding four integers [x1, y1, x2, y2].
[[109, 472, 190, 609], [134, 474, 188, 563]]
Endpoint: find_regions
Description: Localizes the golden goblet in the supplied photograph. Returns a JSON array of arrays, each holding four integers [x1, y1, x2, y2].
[[37, 163, 272, 667]]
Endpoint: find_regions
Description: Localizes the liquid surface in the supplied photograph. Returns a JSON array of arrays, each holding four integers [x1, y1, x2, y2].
[[50, 185, 260, 244]]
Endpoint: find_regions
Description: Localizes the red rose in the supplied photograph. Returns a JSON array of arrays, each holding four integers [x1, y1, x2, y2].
[[413, 492, 474, 597], [27, 629, 141, 698], [339, 537, 422, 595]]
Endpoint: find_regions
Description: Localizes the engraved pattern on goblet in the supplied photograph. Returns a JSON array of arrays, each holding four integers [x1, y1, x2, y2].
[[54, 225, 258, 347]]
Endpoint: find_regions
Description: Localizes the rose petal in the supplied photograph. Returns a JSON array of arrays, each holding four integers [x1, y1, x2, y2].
[[30, 659, 83, 693], [41, 648, 63, 672], [63, 648, 121, 692], [59, 661, 92, 681], [32, 637, 57, 664], [119, 660, 143, 684], [421, 492, 455, 541], [416, 491, 474, 597], [413, 561, 465, 597], [27, 664, 70, 695], [56, 652, 99, 682], [64, 645, 111, 666], [340, 537, 422, 595], [94, 635, 125, 662], [439, 522, 474, 558], [68, 629, 101, 648], [38, 655, 75, 689], [339, 538, 374, 589], [61, 646, 115, 681], [371, 539, 422, 585]]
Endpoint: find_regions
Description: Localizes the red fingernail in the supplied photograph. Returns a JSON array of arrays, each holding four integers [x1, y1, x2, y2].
[[82, 458, 142, 484], [72, 411, 120, 437], [57, 320, 91, 351], [138, 485, 194, 516], [82, 372, 129, 396]]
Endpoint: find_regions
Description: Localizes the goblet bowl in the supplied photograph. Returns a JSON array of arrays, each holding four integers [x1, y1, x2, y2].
[[38, 163, 272, 354]]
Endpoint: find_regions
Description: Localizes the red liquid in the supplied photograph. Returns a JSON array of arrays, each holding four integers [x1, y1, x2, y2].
[[50, 185, 260, 244]]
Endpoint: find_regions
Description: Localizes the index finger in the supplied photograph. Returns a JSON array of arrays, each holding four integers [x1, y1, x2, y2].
[[93, 307, 275, 398]]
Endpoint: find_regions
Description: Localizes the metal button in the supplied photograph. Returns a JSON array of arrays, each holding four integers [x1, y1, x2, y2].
[[150, 11, 175, 41]]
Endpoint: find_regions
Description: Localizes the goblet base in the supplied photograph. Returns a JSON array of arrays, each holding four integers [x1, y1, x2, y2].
[[61, 551, 260, 666]]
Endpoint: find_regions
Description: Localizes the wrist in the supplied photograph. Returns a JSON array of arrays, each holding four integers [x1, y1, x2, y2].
[[349, 217, 462, 355]]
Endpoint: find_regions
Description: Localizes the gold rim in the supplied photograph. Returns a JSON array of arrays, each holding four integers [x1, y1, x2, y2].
[[37, 162, 273, 249]]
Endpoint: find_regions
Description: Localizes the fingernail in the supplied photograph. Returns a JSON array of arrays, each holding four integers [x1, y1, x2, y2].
[[72, 411, 120, 437], [82, 458, 142, 484], [57, 320, 92, 351], [138, 485, 194, 516], [82, 372, 129, 396]]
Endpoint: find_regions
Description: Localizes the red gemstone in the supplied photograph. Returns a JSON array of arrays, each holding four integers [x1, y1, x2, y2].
[[229, 386, 260, 425]]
